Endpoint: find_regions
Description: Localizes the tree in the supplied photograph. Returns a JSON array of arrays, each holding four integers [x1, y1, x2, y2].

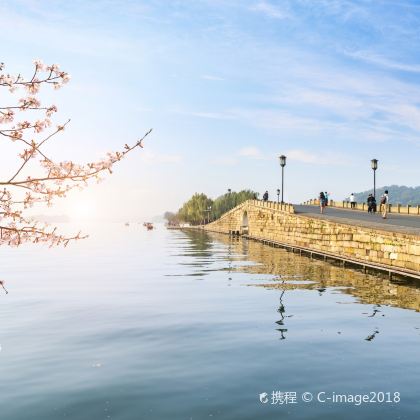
[[177, 193, 213, 225], [211, 189, 258, 219], [172, 189, 258, 225], [163, 211, 180, 225], [0, 60, 151, 247]]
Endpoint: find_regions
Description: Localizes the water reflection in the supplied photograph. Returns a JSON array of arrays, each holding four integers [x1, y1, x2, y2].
[[166, 230, 219, 277], [168, 229, 250, 278], [183, 230, 420, 312], [225, 233, 420, 312], [275, 290, 291, 340], [366, 304, 382, 317], [365, 329, 380, 341]]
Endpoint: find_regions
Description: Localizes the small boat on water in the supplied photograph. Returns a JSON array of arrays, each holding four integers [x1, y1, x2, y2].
[[125, 222, 130, 226], [143, 222, 154, 230]]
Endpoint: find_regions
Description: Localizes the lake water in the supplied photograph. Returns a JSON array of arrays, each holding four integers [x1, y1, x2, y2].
[[0, 223, 419, 420]]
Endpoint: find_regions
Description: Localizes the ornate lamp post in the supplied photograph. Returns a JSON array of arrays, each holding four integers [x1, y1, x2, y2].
[[277, 188, 280, 204], [371, 159, 378, 200], [279, 155, 286, 204]]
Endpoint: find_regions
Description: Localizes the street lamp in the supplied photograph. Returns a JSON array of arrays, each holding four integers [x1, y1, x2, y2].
[[203, 206, 212, 224], [279, 155, 286, 203], [277, 188, 280, 204], [207, 206, 212, 224], [371, 159, 378, 200]]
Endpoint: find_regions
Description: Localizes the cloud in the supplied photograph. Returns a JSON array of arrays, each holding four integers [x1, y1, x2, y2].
[[285, 149, 347, 165], [270, 89, 366, 120], [380, 104, 420, 132], [0, 5, 140, 61], [238, 146, 264, 158], [310, 0, 369, 22], [250, 1, 292, 19], [344, 50, 420, 73], [234, 109, 338, 133], [233, 146, 349, 167]]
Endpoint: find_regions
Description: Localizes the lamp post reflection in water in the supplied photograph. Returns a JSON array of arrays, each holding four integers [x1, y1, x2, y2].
[[275, 282, 290, 340], [227, 236, 233, 284]]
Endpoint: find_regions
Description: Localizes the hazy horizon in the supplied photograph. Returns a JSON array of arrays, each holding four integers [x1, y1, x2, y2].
[[2, 0, 420, 220]]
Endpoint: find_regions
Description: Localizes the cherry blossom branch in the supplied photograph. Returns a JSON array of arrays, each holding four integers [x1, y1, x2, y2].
[[0, 280, 8, 294], [0, 59, 151, 248]]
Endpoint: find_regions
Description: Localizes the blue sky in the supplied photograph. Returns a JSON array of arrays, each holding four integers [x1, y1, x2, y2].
[[1, 0, 420, 219]]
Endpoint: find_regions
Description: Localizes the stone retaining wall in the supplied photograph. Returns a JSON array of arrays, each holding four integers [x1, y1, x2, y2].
[[204, 200, 420, 274]]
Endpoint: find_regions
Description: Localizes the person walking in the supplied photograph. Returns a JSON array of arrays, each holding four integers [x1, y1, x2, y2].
[[263, 191, 269, 202], [324, 191, 329, 206], [367, 194, 376, 213], [319, 191, 326, 214], [380, 190, 389, 219], [350, 193, 356, 209]]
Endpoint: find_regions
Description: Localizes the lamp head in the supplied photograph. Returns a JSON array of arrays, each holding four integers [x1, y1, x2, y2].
[[279, 155, 287, 167], [371, 159, 378, 170]]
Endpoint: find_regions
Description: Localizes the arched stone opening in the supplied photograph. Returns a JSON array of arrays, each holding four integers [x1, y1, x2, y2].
[[241, 211, 249, 234]]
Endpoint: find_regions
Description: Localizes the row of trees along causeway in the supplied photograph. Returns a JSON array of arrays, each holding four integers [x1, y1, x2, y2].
[[165, 190, 258, 226]]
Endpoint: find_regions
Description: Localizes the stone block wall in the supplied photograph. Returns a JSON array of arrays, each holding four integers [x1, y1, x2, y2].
[[204, 200, 420, 274]]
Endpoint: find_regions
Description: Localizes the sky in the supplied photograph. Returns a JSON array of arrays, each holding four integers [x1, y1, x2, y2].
[[1, 0, 420, 220]]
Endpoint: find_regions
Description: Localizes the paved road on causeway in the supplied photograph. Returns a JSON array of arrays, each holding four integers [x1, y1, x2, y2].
[[294, 205, 420, 234]]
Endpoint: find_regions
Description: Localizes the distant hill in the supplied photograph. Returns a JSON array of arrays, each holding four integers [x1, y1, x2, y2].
[[351, 185, 420, 205]]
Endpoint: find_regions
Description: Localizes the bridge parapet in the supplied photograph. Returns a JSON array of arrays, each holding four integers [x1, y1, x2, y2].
[[304, 199, 420, 216], [249, 199, 295, 214]]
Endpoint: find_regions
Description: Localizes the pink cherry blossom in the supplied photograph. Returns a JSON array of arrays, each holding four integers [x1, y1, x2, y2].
[[0, 60, 151, 248]]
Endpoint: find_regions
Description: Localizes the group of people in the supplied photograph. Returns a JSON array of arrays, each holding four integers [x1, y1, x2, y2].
[[348, 190, 390, 219], [263, 188, 390, 219]]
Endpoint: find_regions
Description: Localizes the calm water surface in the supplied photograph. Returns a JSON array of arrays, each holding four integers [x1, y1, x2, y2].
[[0, 223, 419, 420]]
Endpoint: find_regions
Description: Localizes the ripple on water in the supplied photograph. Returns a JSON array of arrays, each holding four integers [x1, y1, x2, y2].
[[0, 225, 419, 420]]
